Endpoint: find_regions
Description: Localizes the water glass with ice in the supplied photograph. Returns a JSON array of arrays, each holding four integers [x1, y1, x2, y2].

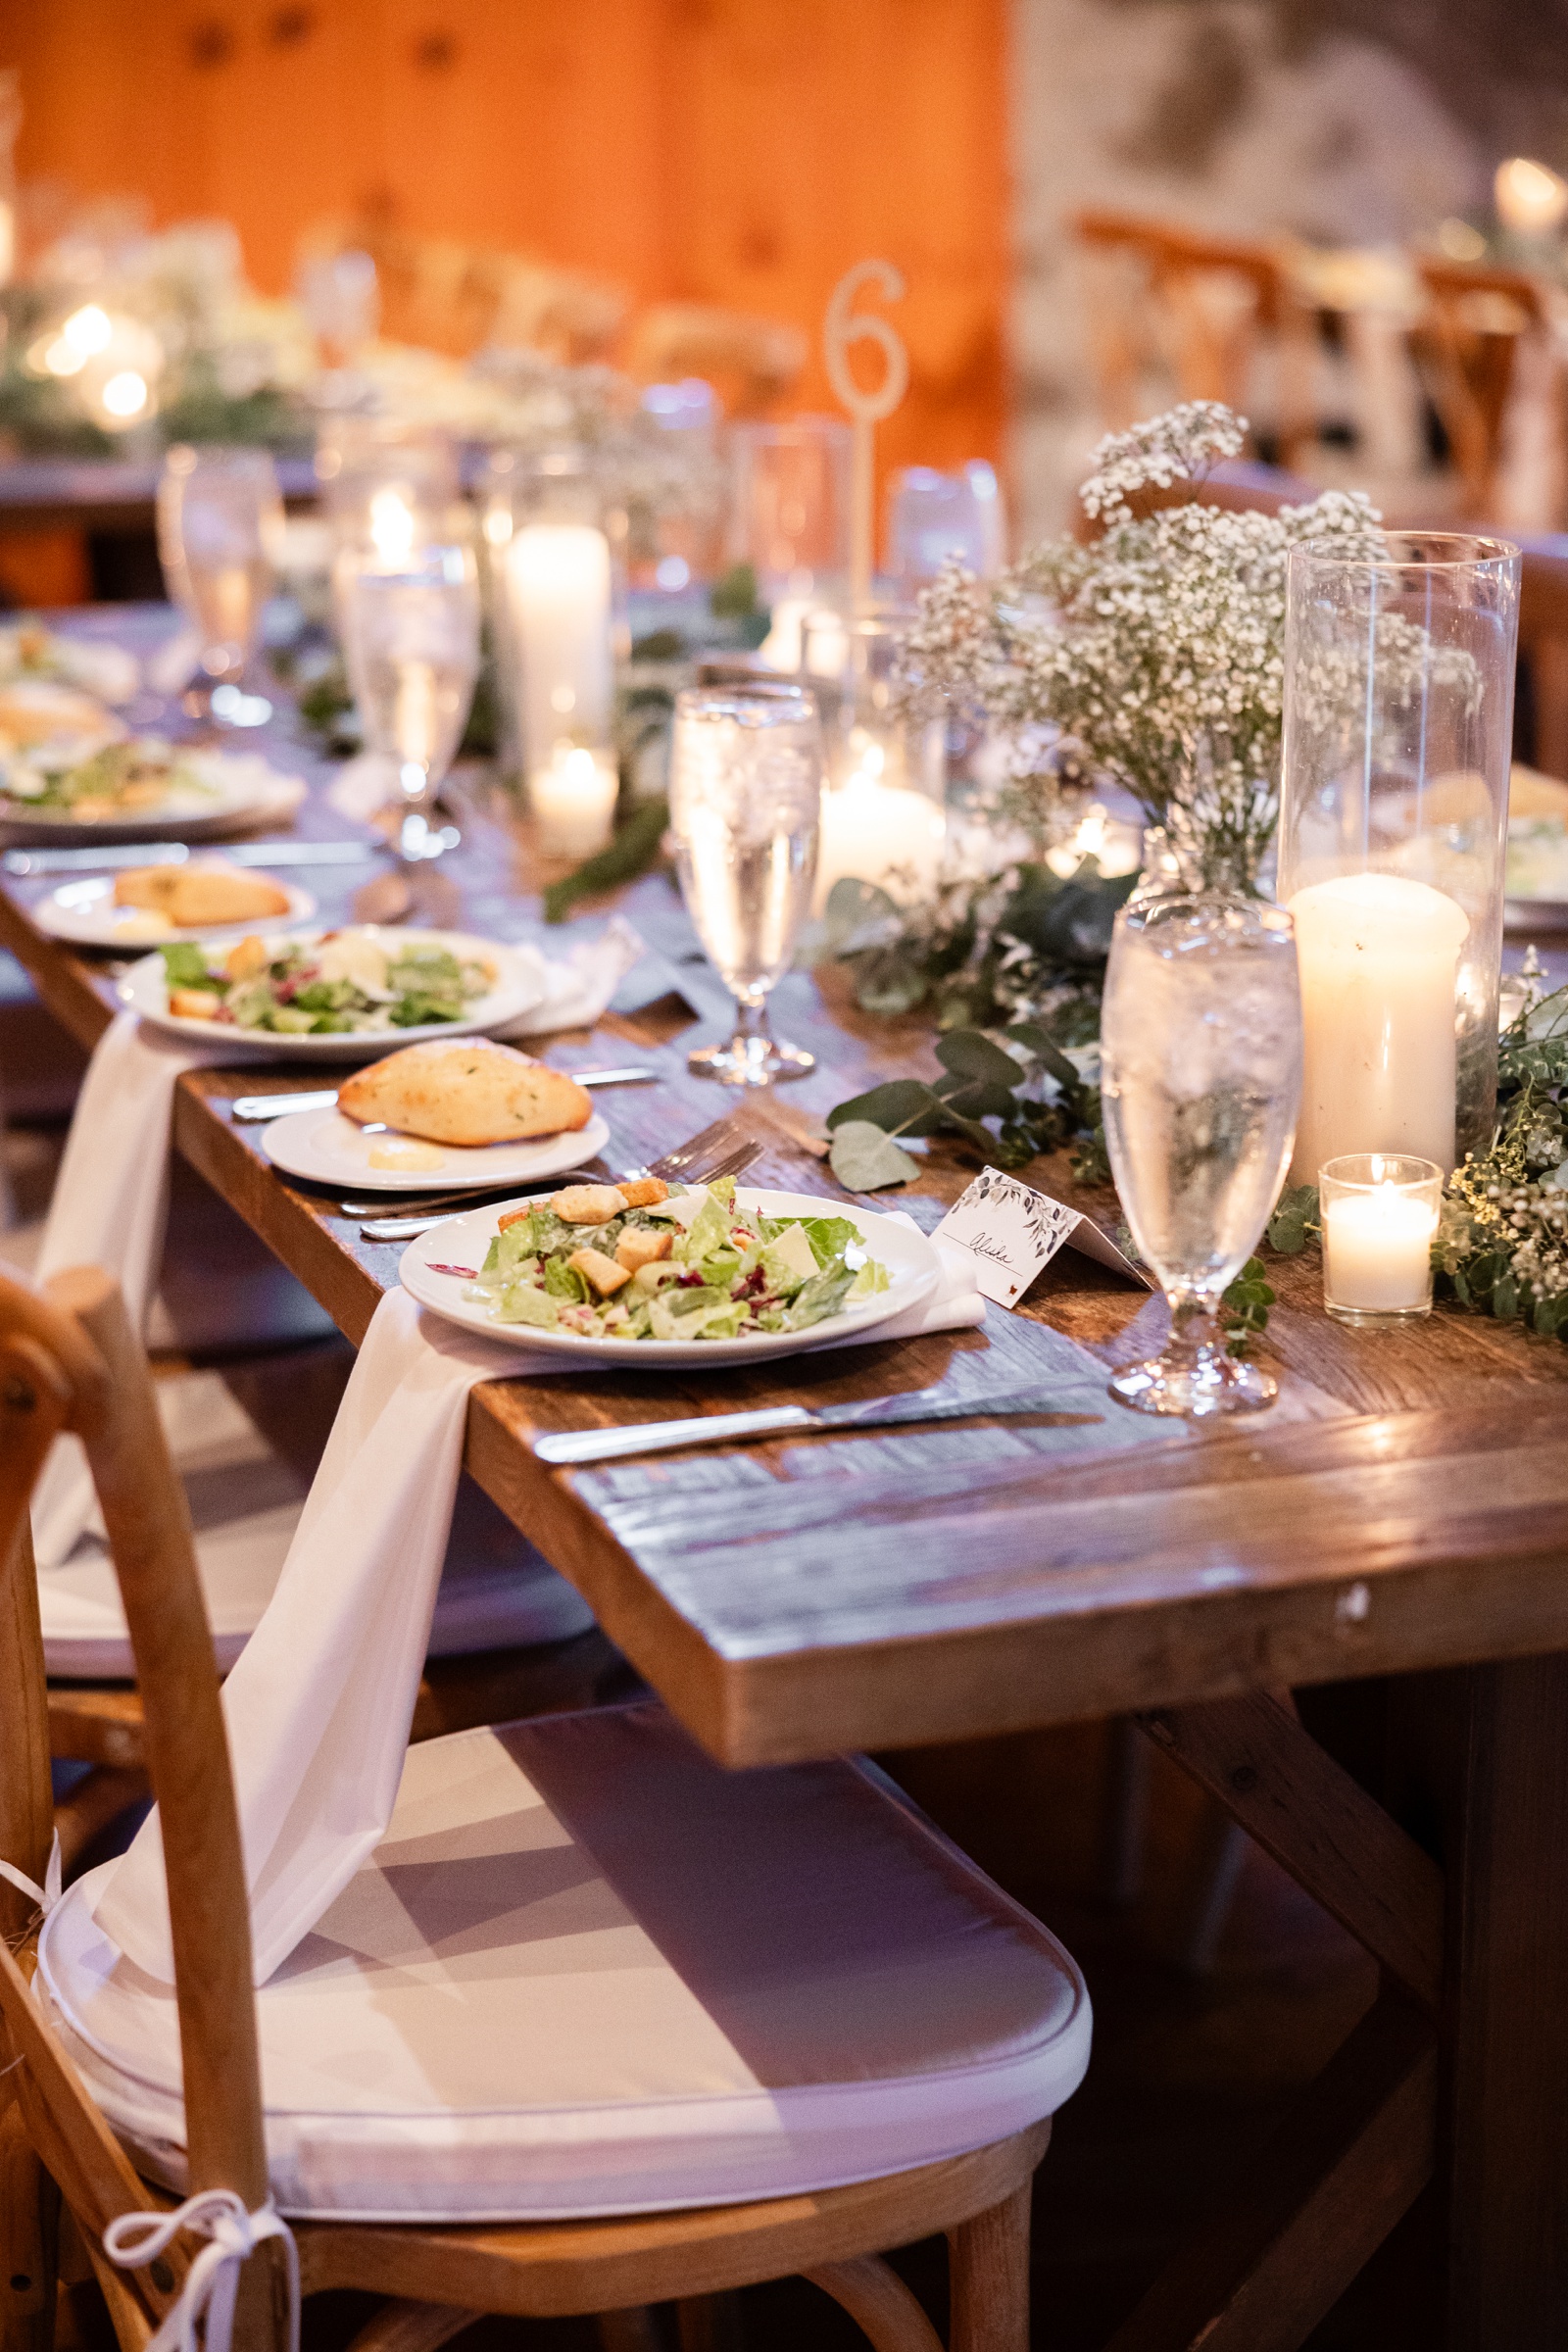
[[1101, 893, 1302, 1416]]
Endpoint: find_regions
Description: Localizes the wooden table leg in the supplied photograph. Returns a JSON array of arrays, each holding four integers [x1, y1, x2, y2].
[[1423, 1656, 1568, 2346]]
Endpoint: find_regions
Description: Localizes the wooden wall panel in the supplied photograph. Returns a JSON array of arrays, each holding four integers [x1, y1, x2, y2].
[[1, 0, 1007, 477]]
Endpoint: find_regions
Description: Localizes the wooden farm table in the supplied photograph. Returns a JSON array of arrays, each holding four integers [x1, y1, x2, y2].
[[6, 714, 1568, 2349]]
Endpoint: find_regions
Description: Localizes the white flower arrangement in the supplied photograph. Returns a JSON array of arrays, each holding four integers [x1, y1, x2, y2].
[[902, 401, 1387, 887]]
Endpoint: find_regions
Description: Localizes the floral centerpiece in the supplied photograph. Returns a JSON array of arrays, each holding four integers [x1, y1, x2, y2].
[[902, 399, 1385, 892]]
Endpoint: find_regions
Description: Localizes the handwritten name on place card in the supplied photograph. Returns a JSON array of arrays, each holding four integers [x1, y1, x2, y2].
[[934, 1168, 1152, 1305]]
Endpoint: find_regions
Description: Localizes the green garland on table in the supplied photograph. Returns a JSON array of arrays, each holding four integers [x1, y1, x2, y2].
[[1437, 982, 1568, 1336]]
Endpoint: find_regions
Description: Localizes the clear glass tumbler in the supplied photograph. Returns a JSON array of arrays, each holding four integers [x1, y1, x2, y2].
[[339, 543, 480, 861], [726, 418, 852, 670], [156, 445, 284, 720], [669, 682, 823, 1085], [1102, 894, 1302, 1416], [1279, 532, 1520, 1179]]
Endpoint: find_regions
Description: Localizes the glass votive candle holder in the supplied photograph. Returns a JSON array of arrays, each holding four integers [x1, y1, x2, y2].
[[529, 744, 619, 859], [1319, 1153, 1445, 1327]]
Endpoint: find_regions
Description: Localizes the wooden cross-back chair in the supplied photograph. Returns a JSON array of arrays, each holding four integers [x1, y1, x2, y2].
[[0, 1264, 1073, 2352], [1413, 256, 1554, 522], [1073, 210, 1317, 470]]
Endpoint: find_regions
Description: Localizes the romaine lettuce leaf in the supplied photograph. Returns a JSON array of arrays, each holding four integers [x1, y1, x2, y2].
[[495, 1282, 559, 1328], [782, 1262, 857, 1329], [848, 1258, 892, 1299], [544, 1257, 588, 1303], [677, 1192, 731, 1264], [159, 944, 221, 992], [793, 1215, 861, 1265]]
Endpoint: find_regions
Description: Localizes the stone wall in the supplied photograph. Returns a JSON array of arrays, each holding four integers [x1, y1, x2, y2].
[[1007, 0, 1541, 539]]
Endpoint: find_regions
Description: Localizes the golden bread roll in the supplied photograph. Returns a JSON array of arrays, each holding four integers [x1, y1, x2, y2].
[[115, 864, 293, 927], [337, 1038, 594, 1147]]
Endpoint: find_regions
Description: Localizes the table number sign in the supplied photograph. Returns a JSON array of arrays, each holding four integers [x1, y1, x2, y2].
[[935, 1169, 1153, 1305]]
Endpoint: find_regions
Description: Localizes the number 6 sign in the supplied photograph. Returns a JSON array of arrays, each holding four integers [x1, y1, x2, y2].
[[823, 259, 908, 606]]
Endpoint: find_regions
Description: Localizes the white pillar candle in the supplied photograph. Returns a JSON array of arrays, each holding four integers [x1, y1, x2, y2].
[[1321, 1185, 1439, 1312], [506, 523, 613, 778], [530, 744, 619, 859], [1286, 872, 1470, 1185]]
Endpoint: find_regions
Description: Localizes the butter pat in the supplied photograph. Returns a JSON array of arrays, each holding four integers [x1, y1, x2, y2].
[[368, 1137, 446, 1171]]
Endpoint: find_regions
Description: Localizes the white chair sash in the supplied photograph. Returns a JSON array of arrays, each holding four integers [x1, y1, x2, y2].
[[104, 2189, 300, 2352], [0, 1832, 61, 1919]]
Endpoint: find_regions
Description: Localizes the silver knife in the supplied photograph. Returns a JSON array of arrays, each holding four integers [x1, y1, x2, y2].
[[228, 1066, 660, 1121], [533, 1382, 1106, 1465], [3, 840, 382, 876]]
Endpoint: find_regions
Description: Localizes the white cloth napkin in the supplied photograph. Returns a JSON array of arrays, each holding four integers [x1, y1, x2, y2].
[[95, 1228, 985, 1986], [494, 914, 645, 1038], [31, 1013, 229, 1568]]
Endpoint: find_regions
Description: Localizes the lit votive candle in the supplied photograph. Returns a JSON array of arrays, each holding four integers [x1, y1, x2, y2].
[[1319, 1152, 1444, 1325], [530, 744, 619, 858]]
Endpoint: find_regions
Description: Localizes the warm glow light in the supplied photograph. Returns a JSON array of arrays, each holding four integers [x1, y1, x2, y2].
[[368, 487, 416, 564], [1495, 156, 1568, 235], [99, 370, 149, 419], [64, 304, 113, 356], [1437, 218, 1487, 263]]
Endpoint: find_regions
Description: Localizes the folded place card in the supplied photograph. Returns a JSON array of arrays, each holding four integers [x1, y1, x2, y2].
[[933, 1169, 1153, 1305]]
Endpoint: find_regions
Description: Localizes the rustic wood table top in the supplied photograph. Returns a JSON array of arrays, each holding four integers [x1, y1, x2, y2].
[[6, 652, 1568, 1770]]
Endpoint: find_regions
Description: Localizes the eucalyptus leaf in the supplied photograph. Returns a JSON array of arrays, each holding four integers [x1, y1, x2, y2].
[[828, 1120, 920, 1191], [936, 1028, 1025, 1089], [826, 1078, 948, 1138], [1266, 1184, 1319, 1255]]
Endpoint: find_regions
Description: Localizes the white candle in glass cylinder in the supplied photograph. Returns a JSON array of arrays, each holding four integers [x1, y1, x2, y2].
[[530, 744, 619, 858], [506, 523, 613, 777], [1286, 872, 1470, 1185], [812, 743, 945, 913], [1321, 1185, 1439, 1312]]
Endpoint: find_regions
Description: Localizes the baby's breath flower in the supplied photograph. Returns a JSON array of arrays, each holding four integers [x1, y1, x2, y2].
[[898, 401, 1386, 885]]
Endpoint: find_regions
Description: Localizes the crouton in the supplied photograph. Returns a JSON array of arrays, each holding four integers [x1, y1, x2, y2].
[[497, 1205, 533, 1233], [568, 1246, 632, 1298], [614, 1225, 673, 1274], [552, 1184, 628, 1225], [169, 988, 220, 1019], [223, 934, 270, 982], [617, 1177, 669, 1208]]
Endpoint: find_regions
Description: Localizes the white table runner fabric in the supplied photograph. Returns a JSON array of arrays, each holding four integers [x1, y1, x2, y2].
[[29, 922, 640, 1568], [95, 1236, 984, 1988]]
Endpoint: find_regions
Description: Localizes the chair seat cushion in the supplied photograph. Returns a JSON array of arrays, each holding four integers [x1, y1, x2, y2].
[[37, 1702, 1090, 2223]]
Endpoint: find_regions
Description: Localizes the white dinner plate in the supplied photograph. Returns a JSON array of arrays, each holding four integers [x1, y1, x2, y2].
[[33, 871, 317, 949], [118, 924, 548, 1062], [399, 1187, 940, 1364], [262, 1106, 612, 1192], [0, 749, 309, 845]]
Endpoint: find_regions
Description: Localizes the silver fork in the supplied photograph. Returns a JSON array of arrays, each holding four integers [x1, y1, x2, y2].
[[357, 1112, 765, 1241]]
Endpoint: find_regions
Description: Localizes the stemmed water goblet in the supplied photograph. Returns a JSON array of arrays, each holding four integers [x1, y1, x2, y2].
[[338, 540, 481, 862], [156, 445, 284, 725], [668, 682, 823, 1085], [1100, 893, 1302, 1416]]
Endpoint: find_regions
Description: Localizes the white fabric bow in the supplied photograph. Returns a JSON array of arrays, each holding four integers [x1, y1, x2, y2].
[[0, 1832, 61, 1920], [104, 2190, 300, 2352]]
